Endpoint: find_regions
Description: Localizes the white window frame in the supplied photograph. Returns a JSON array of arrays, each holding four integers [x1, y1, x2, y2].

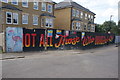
[[6, 12, 12, 24], [48, 4, 53, 13], [33, 0, 39, 10], [81, 12, 83, 18], [76, 10, 79, 17], [1, 0, 8, 3], [45, 18, 53, 28], [41, 18, 45, 27], [72, 22, 75, 30], [76, 22, 79, 30], [11, 0, 18, 5], [33, 15, 38, 25], [85, 13, 87, 19], [22, 14, 28, 24], [13, 13, 18, 24], [72, 9, 76, 17], [78, 23, 81, 30], [42, 2, 46, 11], [49, 18, 53, 28], [22, 0, 28, 8]]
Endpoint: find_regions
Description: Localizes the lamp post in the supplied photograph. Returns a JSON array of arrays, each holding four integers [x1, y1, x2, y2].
[[108, 15, 113, 34]]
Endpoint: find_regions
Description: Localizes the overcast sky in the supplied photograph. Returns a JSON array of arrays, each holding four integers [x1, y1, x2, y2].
[[53, 0, 119, 25]]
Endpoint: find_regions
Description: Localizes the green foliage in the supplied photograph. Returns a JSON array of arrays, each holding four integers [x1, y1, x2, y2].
[[95, 21, 120, 35]]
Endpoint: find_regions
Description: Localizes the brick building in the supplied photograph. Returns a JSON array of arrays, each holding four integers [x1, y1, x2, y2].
[[54, 0, 96, 32]]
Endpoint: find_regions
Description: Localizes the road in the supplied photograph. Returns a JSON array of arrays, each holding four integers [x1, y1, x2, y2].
[[2, 45, 118, 78]]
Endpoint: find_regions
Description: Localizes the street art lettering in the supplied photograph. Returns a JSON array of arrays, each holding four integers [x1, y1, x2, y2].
[[54, 35, 80, 48], [6, 28, 114, 52], [82, 36, 95, 46], [6, 27, 23, 52]]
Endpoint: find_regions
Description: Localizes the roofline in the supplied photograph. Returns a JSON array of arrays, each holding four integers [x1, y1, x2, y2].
[[55, 5, 96, 15]]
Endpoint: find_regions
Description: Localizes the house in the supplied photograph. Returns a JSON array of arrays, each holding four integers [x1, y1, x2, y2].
[[54, 0, 96, 32], [0, 0, 56, 32]]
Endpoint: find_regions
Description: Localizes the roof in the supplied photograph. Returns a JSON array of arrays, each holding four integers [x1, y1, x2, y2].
[[41, 13, 56, 18], [0, 5, 22, 11], [55, 1, 96, 15], [41, 0, 57, 4]]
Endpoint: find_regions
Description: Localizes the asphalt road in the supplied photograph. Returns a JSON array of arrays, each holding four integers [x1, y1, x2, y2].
[[2, 46, 118, 78]]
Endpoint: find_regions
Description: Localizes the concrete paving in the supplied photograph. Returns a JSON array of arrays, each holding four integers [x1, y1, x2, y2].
[[1, 45, 118, 78]]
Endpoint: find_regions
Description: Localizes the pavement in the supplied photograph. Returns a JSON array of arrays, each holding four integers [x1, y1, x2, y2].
[[0, 44, 118, 60], [2, 44, 118, 78]]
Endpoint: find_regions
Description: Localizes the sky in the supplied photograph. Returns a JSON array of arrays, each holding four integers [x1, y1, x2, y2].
[[53, 0, 119, 25]]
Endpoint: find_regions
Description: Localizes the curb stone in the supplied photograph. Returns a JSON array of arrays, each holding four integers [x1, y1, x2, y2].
[[0, 56, 25, 60]]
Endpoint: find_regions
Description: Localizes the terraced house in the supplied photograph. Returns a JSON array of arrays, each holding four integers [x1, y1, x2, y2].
[[54, 0, 96, 32], [0, 0, 56, 32]]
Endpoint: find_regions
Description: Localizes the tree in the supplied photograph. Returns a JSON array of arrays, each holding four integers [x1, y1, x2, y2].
[[95, 21, 119, 35]]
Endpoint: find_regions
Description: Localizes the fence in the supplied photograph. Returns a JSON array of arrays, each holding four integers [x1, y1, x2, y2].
[[115, 36, 120, 44], [5, 27, 115, 52]]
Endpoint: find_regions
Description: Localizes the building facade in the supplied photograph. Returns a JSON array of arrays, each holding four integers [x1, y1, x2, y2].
[[54, 0, 96, 32], [0, 0, 56, 32]]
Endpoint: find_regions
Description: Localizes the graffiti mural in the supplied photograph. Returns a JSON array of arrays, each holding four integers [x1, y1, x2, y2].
[[22, 28, 115, 52], [23, 29, 45, 51], [81, 32, 115, 49], [6, 27, 23, 52]]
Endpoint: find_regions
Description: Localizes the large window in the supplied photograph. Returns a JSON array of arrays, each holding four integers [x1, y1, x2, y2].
[[48, 4, 52, 13], [89, 15, 91, 19], [45, 18, 53, 28], [33, 0, 38, 10], [76, 22, 80, 30], [42, 2, 46, 11], [33, 15, 38, 25], [6, 12, 12, 24], [22, 14, 28, 24], [1, 0, 8, 3], [11, 0, 18, 5], [13, 13, 18, 24], [72, 9, 76, 17], [22, 0, 28, 7], [81, 12, 83, 18], [85, 13, 87, 19], [72, 22, 75, 30], [76, 10, 79, 17]]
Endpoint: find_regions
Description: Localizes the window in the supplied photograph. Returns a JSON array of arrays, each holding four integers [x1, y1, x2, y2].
[[49, 19, 53, 27], [1, 0, 8, 3], [85, 13, 87, 19], [13, 13, 18, 24], [89, 15, 91, 19], [33, 0, 38, 10], [22, 14, 28, 24], [45, 18, 53, 28], [33, 15, 38, 25], [84, 25, 87, 30], [81, 12, 83, 18], [78, 23, 81, 30], [88, 26, 91, 30], [42, 2, 46, 11], [41, 18, 45, 27], [22, 0, 28, 7], [91, 15, 94, 21], [91, 25, 95, 31], [11, 0, 18, 5], [6, 12, 12, 24], [72, 22, 75, 30], [48, 4, 52, 13], [76, 10, 79, 17], [72, 9, 76, 17], [76, 22, 79, 30]]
